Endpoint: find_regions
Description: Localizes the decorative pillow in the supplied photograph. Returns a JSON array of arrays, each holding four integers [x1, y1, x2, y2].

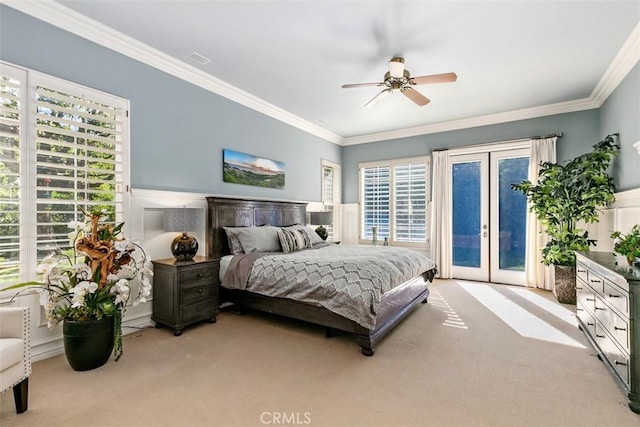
[[223, 227, 246, 255], [278, 228, 312, 253], [234, 225, 282, 253], [283, 224, 323, 245]]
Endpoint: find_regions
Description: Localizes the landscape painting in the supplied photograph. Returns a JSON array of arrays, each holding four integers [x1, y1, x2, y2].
[[223, 149, 285, 189]]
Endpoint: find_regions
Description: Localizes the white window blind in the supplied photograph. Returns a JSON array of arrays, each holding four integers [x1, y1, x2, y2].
[[0, 66, 25, 286], [359, 156, 429, 246], [360, 165, 390, 240], [0, 62, 129, 287], [393, 161, 427, 242], [321, 159, 341, 240]]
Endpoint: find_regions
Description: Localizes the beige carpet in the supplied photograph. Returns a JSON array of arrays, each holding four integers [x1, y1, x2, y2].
[[1, 279, 639, 427]]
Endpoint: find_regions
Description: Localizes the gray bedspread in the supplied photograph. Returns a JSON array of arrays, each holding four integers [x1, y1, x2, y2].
[[222, 244, 436, 329]]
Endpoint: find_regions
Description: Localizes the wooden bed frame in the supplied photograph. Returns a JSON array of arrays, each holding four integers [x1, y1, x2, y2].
[[206, 196, 435, 356]]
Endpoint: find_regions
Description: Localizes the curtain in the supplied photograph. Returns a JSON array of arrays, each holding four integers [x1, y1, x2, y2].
[[524, 137, 557, 289], [430, 150, 452, 278]]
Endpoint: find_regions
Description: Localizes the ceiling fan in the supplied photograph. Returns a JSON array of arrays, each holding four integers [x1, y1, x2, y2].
[[342, 57, 457, 108]]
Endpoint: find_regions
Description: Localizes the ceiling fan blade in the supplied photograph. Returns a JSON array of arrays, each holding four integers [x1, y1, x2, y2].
[[364, 88, 392, 108], [410, 72, 457, 85], [342, 82, 385, 89], [402, 87, 430, 106]]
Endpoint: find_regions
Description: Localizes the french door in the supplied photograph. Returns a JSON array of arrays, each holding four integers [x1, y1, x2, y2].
[[450, 148, 529, 285]]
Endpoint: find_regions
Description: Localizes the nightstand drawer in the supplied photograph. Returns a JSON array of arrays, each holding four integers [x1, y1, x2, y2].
[[180, 264, 217, 285], [182, 282, 217, 303], [182, 300, 216, 323]]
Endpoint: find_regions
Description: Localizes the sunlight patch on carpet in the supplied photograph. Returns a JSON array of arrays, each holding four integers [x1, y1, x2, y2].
[[506, 287, 578, 327], [458, 281, 585, 348], [430, 288, 468, 329]]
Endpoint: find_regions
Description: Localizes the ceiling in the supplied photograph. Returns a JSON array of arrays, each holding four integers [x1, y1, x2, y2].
[[39, 1, 640, 144]]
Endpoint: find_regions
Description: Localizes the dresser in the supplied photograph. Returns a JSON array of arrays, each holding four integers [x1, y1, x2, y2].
[[151, 256, 219, 336], [575, 251, 640, 413]]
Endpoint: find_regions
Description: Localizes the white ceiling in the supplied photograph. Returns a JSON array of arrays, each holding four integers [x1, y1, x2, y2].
[[40, 1, 640, 144]]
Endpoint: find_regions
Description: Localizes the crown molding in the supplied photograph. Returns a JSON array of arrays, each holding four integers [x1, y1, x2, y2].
[[3, 0, 637, 147], [341, 98, 598, 146], [590, 20, 640, 106], [1, 0, 343, 145]]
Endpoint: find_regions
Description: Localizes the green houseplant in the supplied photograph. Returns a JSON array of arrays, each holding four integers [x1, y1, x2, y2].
[[512, 134, 620, 303], [611, 224, 640, 267], [3, 208, 153, 370]]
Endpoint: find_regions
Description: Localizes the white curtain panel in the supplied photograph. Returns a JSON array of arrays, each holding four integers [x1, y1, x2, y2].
[[524, 137, 557, 289], [430, 150, 452, 278]]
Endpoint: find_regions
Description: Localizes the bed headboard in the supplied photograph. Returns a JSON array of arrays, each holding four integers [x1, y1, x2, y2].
[[206, 197, 307, 259]]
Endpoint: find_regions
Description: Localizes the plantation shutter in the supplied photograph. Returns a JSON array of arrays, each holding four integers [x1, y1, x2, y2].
[[360, 165, 390, 240], [359, 156, 429, 246], [322, 160, 341, 240], [0, 65, 26, 286], [34, 78, 126, 261], [393, 160, 427, 242], [0, 63, 129, 288]]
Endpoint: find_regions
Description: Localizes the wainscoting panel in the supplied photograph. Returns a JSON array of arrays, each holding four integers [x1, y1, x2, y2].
[[587, 187, 640, 253]]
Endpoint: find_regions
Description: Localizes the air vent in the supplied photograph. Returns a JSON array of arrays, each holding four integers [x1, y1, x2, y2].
[[187, 51, 211, 65]]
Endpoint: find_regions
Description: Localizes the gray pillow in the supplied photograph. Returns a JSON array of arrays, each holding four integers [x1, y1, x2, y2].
[[223, 227, 246, 254], [283, 224, 323, 245], [233, 225, 282, 253], [277, 228, 312, 253]]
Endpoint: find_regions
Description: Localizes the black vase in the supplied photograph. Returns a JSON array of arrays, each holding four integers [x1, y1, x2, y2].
[[63, 317, 114, 371]]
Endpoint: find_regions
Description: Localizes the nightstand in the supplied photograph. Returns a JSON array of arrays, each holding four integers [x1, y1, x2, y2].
[[151, 256, 219, 336]]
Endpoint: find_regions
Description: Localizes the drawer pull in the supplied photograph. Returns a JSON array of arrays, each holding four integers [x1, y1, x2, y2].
[[197, 273, 204, 278], [614, 326, 626, 331], [590, 279, 601, 283], [576, 286, 583, 290], [596, 334, 605, 338], [614, 360, 628, 366], [576, 308, 584, 311], [577, 269, 586, 273], [608, 294, 621, 298], [586, 297, 595, 302], [587, 322, 594, 326], [198, 288, 203, 293], [594, 307, 606, 311]]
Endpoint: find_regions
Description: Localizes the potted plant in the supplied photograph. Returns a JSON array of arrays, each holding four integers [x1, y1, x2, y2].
[[2, 208, 153, 371], [611, 225, 640, 268], [512, 134, 620, 303]]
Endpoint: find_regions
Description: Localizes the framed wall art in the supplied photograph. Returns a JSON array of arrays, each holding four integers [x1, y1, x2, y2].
[[223, 149, 285, 189]]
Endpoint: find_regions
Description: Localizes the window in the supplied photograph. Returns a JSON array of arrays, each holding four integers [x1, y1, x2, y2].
[[321, 159, 341, 241], [359, 156, 429, 246], [0, 62, 129, 287]]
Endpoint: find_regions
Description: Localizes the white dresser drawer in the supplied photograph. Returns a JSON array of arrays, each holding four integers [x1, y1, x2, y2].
[[603, 278, 629, 315], [594, 323, 630, 388]]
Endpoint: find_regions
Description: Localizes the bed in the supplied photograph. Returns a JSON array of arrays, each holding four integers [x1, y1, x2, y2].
[[206, 196, 437, 356]]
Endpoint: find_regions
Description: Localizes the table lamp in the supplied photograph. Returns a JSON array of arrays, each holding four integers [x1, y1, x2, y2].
[[163, 207, 204, 261], [308, 211, 333, 241]]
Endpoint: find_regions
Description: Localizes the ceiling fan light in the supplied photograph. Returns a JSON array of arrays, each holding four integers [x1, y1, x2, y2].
[[389, 57, 405, 78]]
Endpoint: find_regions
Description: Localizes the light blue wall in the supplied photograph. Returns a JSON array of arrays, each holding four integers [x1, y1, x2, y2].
[[2, 6, 638, 204], [599, 61, 640, 192], [0, 6, 340, 202], [342, 110, 600, 203]]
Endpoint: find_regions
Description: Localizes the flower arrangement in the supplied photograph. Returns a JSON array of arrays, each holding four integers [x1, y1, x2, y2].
[[611, 224, 640, 267], [3, 208, 153, 361]]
